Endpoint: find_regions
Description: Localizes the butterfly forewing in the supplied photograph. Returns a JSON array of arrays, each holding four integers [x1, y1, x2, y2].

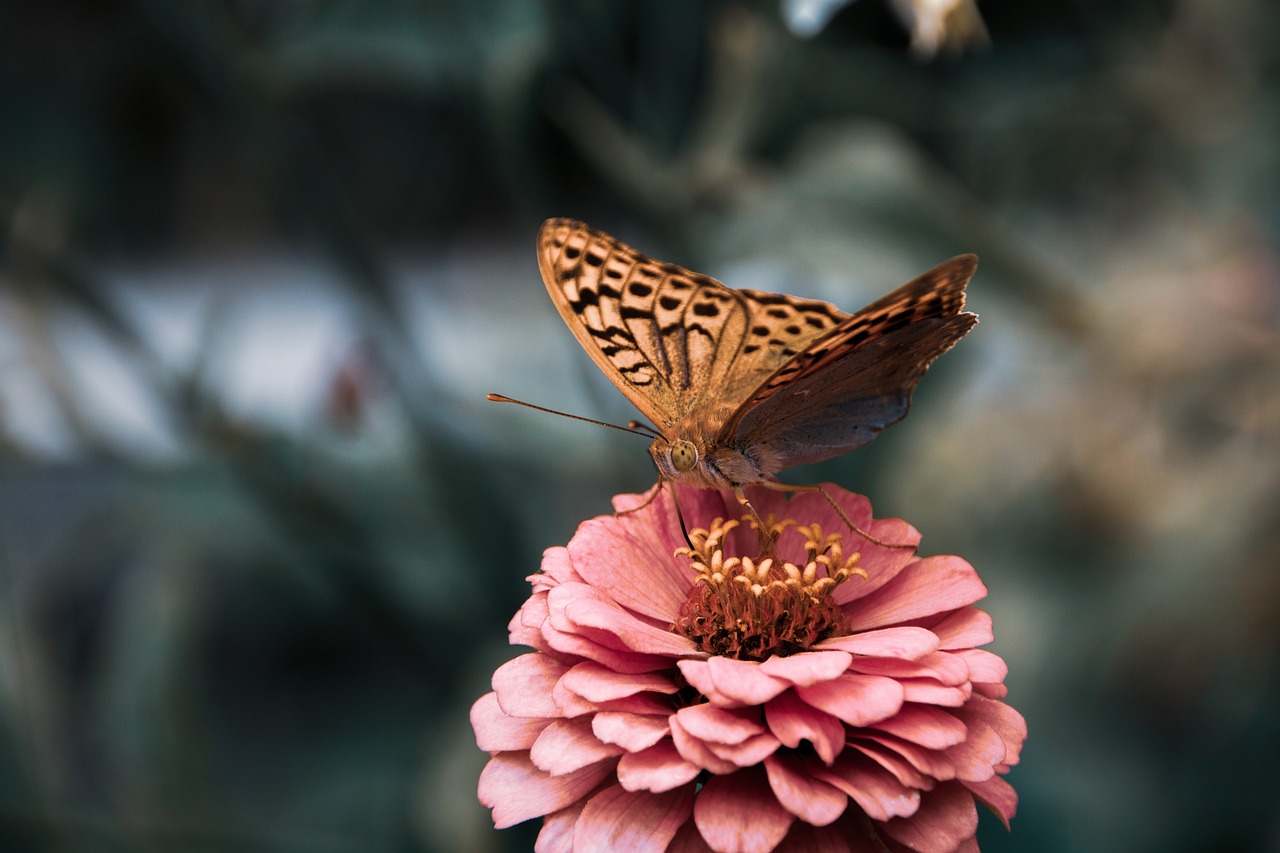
[[538, 219, 848, 428]]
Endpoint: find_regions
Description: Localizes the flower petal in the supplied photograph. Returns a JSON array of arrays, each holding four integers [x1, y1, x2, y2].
[[899, 678, 971, 707], [694, 766, 795, 853], [963, 773, 1019, 828], [854, 732, 957, 781], [880, 781, 978, 853], [574, 783, 695, 852], [958, 695, 1027, 766], [677, 658, 789, 708], [670, 715, 739, 775], [478, 751, 614, 828], [765, 689, 846, 765], [593, 711, 670, 752], [928, 607, 993, 649], [618, 741, 701, 793], [569, 515, 692, 623], [535, 800, 582, 853], [705, 730, 781, 767], [953, 648, 1008, 686], [848, 651, 970, 686], [675, 703, 765, 745], [815, 626, 940, 660], [549, 583, 698, 658], [764, 751, 848, 826], [795, 674, 904, 727], [471, 692, 554, 752], [759, 651, 853, 686], [869, 704, 968, 750], [812, 753, 920, 821], [531, 718, 625, 775], [560, 661, 681, 703], [493, 654, 570, 717], [845, 556, 987, 631]]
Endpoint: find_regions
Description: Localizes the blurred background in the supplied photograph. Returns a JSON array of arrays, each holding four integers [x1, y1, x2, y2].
[[1, 1, 1277, 851]]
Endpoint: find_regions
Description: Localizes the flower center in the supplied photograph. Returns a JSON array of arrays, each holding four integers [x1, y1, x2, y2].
[[672, 515, 868, 661]]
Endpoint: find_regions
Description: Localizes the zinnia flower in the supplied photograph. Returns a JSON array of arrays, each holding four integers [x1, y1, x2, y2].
[[472, 484, 1025, 852]]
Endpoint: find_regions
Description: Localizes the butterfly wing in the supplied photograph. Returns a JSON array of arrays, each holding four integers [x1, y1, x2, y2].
[[537, 219, 849, 428], [722, 254, 979, 471]]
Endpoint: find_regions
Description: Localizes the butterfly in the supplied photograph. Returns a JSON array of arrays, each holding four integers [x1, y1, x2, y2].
[[493, 218, 978, 544]]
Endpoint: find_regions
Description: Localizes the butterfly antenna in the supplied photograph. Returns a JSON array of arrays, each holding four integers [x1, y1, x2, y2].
[[627, 419, 661, 438], [487, 393, 654, 439]]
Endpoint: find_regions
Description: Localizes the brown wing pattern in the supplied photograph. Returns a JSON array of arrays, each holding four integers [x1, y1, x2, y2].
[[538, 219, 848, 427], [719, 254, 978, 440]]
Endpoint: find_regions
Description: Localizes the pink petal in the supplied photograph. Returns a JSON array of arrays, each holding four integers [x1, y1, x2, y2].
[[845, 556, 987, 632], [534, 801, 582, 853], [765, 690, 847, 765], [670, 715, 739, 775], [593, 711, 671, 751], [957, 695, 1027, 766], [542, 618, 673, 675], [764, 752, 848, 826], [675, 704, 765, 745], [560, 661, 681, 703], [953, 648, 1008, 686], [942, 715, 1006, 782], [796, 674, 904, 727], [531, 718, 625, 775], [478, 751, 614, 828], [812, 753, 920, 821], [471, 692, 554, 752], [668, 819, 716, 853], [708, 657, 793, 705], [492, 654, 570, 717], [848, 651, 970, 686], [847, 739, 931, 789], [618, 741, 701, 793], [759, 651, 853, 686], [568, 515, 692, 623], [549, 583, 697, 658], [869, 705, 968, 750], [773, 820, 856, 853], [853, 732, 957, 781], [963, 773, 1019, 828], [880, 782, 978, 853], [694, 766, 795, 853], [899, 678, 971, 707], [815, 626, 940, 660], [539, 546, 583, 585], [928, 607, 993, 649], [677, 658, 790, 708], [574, 783, 695, 852], [705, 730, 781, 767], [509, 594, 550, 649]]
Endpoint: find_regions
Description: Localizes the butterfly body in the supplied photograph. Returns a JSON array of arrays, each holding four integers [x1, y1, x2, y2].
[[535, 218, 978, 495]]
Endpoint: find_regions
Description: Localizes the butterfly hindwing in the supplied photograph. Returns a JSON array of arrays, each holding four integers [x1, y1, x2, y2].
[[723, 255, 978, 470]]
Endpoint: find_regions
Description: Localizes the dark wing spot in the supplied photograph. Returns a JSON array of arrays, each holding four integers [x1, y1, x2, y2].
[[565, 246, 581, 259], [620, 306, 648, 320], [805, 316, 826, 328], [751, 325, 770, 336], [767, 308, 789, 319], [638, 266, 659, 278], [743, 344, 760, 354], [692, 303, 719, 317], [628, 282, 653, 297], [659, 296, 681, 311], [785, 325, 801, 335], [782, 348, 798, 357], [586, 252, 604, 267]]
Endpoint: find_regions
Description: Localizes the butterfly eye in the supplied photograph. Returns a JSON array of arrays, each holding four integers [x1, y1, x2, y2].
[[670, 440, 698, 472]]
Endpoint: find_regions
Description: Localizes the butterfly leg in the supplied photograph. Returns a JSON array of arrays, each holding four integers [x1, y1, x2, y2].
[[759, 482, 915, 550], [615, 477, 665, 517], [733, 486, 779, 553]]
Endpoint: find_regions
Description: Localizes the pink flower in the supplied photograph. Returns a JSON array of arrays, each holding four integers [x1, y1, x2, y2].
[[472, 485, 1026, 853]]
